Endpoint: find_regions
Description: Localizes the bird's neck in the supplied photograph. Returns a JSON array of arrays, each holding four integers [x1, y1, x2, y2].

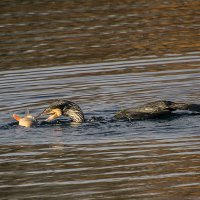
[[65, 109, 85, 123]]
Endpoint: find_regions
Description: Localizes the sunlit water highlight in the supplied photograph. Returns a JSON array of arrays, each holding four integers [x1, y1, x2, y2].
[[0, 0, 200, 199]]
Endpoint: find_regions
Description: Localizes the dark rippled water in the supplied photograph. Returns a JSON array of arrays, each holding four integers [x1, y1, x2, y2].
[[0, 0, 200, 199]]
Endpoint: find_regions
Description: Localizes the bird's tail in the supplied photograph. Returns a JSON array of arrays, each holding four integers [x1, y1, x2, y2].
[[171, 102, 200, 112]]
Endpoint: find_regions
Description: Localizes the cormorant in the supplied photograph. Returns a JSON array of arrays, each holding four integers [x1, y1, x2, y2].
[[37, 99, 200, 123]]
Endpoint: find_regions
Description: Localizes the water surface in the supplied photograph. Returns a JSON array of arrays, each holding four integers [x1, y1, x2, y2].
[[0, 0, 200, 199]]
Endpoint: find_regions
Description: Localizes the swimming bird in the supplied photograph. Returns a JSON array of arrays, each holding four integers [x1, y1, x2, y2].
[[37, 99, 85, 123], [37, 99, 200, 123], [115, 100, 200, 120]]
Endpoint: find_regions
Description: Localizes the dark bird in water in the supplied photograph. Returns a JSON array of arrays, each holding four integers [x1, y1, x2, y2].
[[38, 99, 85, 123], [115, 100, 200, 120], [37, 99, 200, 123]]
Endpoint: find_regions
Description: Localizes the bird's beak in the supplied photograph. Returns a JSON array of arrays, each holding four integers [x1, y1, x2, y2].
[[36, 108, 62, 121], [35, 108, 51, 119]]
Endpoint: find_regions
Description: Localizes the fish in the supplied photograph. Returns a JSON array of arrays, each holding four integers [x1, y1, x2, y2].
[[12, 113, 37, 127]]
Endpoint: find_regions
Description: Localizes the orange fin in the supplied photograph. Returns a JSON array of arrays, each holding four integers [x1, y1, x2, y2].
[[13, 114, 21, 121]]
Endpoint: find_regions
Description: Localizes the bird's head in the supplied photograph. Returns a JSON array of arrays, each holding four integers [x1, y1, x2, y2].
[[40, 107, 62, 121], [37, 99, 85, 123]]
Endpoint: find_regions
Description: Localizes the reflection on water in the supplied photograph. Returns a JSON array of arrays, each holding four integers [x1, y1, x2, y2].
[[0, 0, 200, 199], [0, 0, 200, 70], [0, 138, 200, 199]]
